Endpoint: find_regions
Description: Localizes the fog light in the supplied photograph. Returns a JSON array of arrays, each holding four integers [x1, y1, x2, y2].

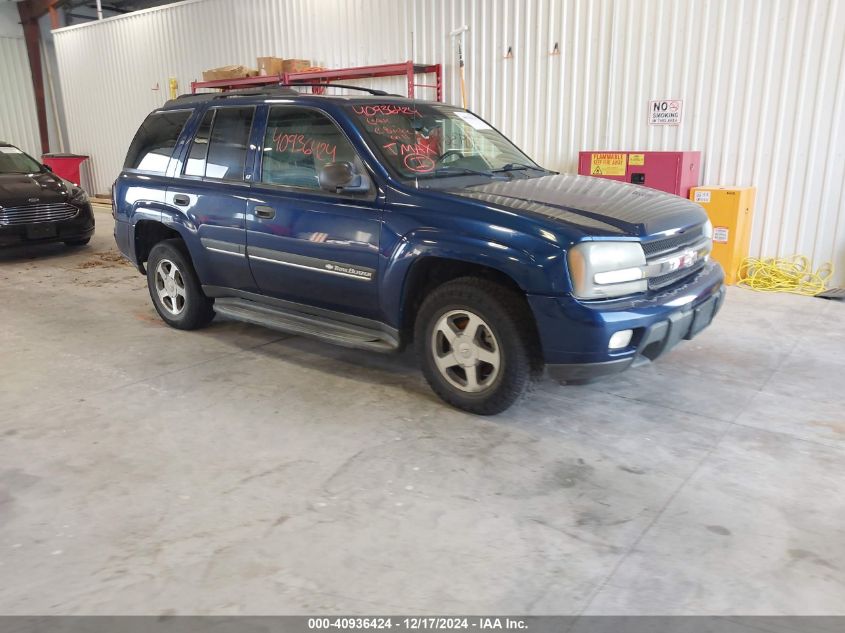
[[608, 329, 633, 350]]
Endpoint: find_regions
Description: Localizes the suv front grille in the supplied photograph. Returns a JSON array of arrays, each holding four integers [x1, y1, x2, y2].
[[648, 260, 706, 290], [642, 226, 704, 258], [642, 223, 710, 291], [0, 202, 78, 226]]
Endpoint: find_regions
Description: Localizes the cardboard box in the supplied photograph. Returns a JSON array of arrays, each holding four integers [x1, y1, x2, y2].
[[257, 56, 284, 76], [201, 65, 255, 82], [282, 59, 311, 73]]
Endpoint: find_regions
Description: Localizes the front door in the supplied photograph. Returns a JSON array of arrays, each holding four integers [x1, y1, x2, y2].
[[245, 106, 381, 319]]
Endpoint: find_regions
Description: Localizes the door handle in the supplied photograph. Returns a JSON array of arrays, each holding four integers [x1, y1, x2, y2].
[[254, 205, 276, 219], [173, 194, 190, 206]]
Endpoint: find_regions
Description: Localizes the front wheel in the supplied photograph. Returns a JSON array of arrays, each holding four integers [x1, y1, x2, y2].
[[146, 239, 215, 330], [415, 278, 540, 415]]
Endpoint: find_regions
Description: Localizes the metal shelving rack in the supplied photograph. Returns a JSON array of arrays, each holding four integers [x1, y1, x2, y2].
[[190, 61, 443, 101]]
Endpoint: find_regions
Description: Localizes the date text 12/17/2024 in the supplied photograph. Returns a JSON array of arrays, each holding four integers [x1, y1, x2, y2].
[[308, 618, 528, 630]]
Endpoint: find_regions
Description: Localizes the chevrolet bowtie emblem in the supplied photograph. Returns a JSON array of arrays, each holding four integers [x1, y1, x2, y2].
[[678, 248, 698, 269]]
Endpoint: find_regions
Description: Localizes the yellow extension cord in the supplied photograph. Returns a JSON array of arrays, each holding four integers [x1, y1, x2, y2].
[[736, 255, 834, 296]]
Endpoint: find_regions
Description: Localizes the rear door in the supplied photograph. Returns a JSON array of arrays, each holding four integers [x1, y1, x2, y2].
[[245, 105, 381, 319], [166, 105, 256, 292]]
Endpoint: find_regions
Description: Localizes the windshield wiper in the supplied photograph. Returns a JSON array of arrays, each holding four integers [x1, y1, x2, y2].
[[416, 166, 500, 179], [494, 162, 544, 173]]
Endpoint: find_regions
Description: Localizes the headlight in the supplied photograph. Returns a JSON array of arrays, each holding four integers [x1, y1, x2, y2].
[[568, 241, 647, 299], [70, 187, 89, 204]]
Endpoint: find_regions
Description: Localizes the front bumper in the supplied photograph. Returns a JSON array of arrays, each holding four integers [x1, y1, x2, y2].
[[528, 260, 726, 382], [0, 203, 94, 247]]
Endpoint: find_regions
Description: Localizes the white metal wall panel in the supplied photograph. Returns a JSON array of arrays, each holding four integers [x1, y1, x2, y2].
[[53, 0, 845, 283], [0, 36, 41, 158], [413, 0, 845, 281], [53, 0, 411, 195]]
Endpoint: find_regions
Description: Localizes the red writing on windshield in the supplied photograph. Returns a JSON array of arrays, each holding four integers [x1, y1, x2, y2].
[[352, 104, 421, 117], [382, 141, 438, 157], [404, 154, 435, 173], [372, 126, 414, 141], [272, 130, 337, 162]]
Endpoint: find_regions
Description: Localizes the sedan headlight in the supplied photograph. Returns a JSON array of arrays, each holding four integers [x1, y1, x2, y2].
[[70, 187, 89, 204], [568, 241, 647, 299]]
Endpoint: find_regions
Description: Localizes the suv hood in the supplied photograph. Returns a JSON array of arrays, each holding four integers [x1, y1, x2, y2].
[[449, 172, 706, 237], [0, 171, 70, 207]]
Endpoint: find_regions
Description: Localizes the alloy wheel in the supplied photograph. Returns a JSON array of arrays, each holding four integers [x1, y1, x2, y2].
[[431, 309, 501, 393], [154, 259, 187, 316]]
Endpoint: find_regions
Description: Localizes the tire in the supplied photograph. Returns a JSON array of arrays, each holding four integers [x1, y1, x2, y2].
[[64, 237, 90, 246], [146, 239, 215, 330], [415, 277, 541, 415]]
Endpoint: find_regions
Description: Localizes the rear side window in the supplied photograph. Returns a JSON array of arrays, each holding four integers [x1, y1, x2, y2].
[[184, 110, 214, 177], [204, 107, 255, 180], [124, 110, 191, 173]]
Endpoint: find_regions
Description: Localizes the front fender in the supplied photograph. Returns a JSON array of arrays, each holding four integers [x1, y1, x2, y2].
[[381, 228, 566, 328]]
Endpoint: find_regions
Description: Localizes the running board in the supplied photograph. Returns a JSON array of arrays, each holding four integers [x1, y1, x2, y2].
[[213, 297, 399, 353]]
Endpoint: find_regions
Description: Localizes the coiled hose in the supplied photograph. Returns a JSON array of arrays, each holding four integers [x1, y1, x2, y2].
[[736, 255, 833, 296]]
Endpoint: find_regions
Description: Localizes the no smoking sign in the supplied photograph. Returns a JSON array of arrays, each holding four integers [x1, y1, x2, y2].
[[648, 99, 683, 126]]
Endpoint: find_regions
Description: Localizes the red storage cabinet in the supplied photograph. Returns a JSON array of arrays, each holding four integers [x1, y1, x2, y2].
[[578, 151, 701, 199], [41, 153, 89, 187]]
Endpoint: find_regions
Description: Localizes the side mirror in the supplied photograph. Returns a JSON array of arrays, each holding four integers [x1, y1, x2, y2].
[[318, 161, 369, 194], [42, 163, 53, 172]]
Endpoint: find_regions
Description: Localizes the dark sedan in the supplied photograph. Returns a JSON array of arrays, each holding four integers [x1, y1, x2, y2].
[[0, 142, 94, 247]]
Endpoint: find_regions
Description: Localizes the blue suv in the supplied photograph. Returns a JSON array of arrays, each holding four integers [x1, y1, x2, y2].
[[114, 86, 724, 414]]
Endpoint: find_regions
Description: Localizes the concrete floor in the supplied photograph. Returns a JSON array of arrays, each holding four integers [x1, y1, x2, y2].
[[1, 208, 843, 615]]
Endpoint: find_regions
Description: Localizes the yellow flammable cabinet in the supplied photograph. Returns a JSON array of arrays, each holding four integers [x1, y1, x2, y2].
[[689, 186, 756, 284]]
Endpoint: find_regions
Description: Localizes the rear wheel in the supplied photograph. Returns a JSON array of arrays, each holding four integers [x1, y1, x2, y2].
[[415, 278, 540, 415], [146, 239, 214, 330]]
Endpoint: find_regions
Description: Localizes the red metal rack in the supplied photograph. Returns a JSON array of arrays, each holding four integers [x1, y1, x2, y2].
[[190, 61, 442, 101]]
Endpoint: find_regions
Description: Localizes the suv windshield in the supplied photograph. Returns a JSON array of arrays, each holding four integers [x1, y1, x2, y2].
[[347, 103, 544, 180], [0, 146, 43, 174]]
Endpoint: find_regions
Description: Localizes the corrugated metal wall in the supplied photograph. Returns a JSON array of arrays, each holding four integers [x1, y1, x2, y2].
[[52, 0, 411, 197], [413, 0, 845, 278], [53, 0, 845, 282], [0, 36, 41, 158]]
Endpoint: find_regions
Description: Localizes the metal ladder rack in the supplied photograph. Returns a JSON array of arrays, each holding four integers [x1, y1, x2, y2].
[[191, 61, 442, 101]]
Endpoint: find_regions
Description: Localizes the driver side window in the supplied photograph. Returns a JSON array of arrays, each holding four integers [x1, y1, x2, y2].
[[261, 107, 358, 190]]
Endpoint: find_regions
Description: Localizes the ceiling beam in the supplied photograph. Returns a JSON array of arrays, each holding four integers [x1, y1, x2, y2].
[[17, 0, 61, 23], [16, 0, 60, 154]]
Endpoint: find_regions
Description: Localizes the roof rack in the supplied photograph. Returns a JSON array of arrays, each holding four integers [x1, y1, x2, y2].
[[172, 83, 397, 106], [174, 86, 301, 102], [278, 83, 395, 96], [189, 61, 442, 101]]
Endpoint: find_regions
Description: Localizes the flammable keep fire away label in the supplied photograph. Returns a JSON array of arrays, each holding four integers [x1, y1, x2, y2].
[[590, 153, 627, 176]]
